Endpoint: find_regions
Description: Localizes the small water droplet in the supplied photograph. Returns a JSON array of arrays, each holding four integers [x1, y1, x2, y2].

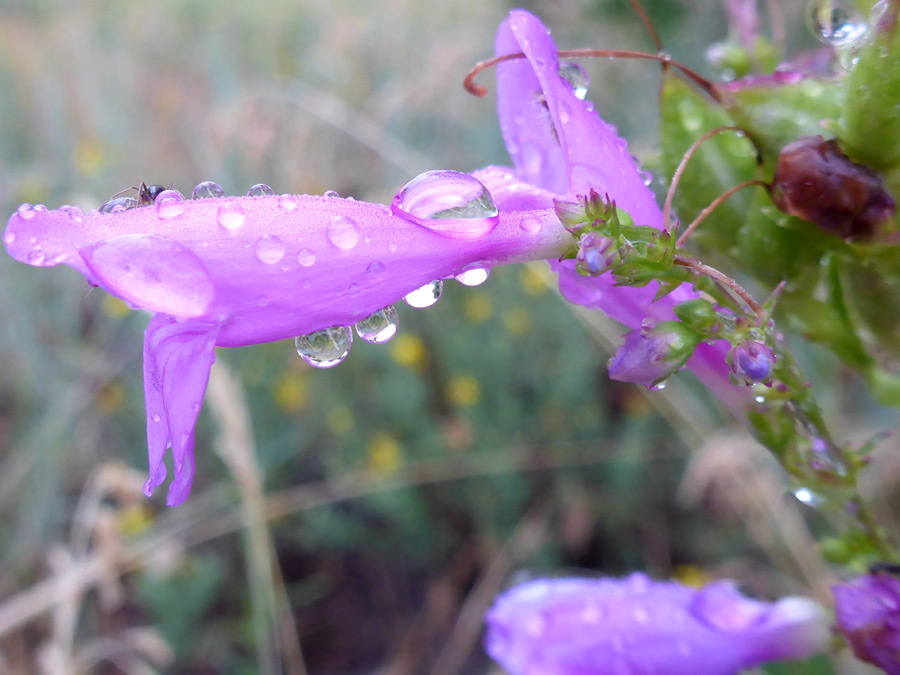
[[34, 204, 47, 212], [16, 204, 36, 220], [99, 197, 139, 214], [807, 0, 868, 46], [327, 215, 361, 250], [295, 325, 352, 368], [323, 190, 340, 198], [60, 205, 84, 222], [356, 306, 399, 344], [455, 265, 490, 287], [255, 234, 286, 264], [297, 249, 316, 267], [248, 183, 274, 197], [652, 381, 667, 391], [391, 170, 499, 240], [278, 194, 298, 211], [28, 250, 46, 265], [559, 61, 589, 99], [191, 181, 225, 199], [519, 216, 542, 233], [404, 280, 443, 308], [366, 261, 385, 275], [217, 201, 246, 229], [388, 242, 398, 252], [754, 395, 766, 403], [793, 486, 825, 506], [641, 170, 653, 186], [257, 296, 269, 307], [347, 283, 360, 296], [152, 412, 161, 423], [3, 230, 15, 244], [155, 189, 185, 219]]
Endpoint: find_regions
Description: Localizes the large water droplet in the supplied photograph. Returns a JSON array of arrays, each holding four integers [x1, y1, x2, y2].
[[323, 190, 340, 198], [356, 306, 399, 344], [255, 234, 285, 264], [297, 248, 316, 267], [191, 181, 225, 199], [295, 326, 352, 368], [807, 0, 867, 46], [404, 280, 443, 308], [391, 170, 499, 240], [155, 189, 185, 219], [326, 216, 361, 250], [559, 61, 589, 99], [367, 260, 386, 274], [60, 205, 84, 222], [455, 265, 490, 287], [278, 194, 298, 211], [99, 197, 139, 214], [217, 201, 246, 229], [248, 183, 274, 197]]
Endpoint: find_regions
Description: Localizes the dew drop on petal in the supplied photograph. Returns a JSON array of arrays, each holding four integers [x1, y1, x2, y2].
[[16, 203, 36, 220], [355, 306, 399, 344], [217, 201, 246, 229], [28, 250, 46, 265], [404, 280, 443, 308], [152, 412, 161, 423], [455, 265, 490, 287], [367, 260, 386, 274], [191, 181, 225, 199], [99, 197, 139, 214], [559, 61, 589, 99], [60, 205, 84, 222], [391, 170, 499, 240], [295, 326, 352, 368], [3, 230, 15, 245], [247, 183, 274, 197], [641, 170, 653, 186], [155, 190, 185, 219], [255, 234, 286, 264], [323, 190, 340, 198], [297, 249, 316, 267], [519, 216, 542, 233], [326, 216, 361, 250], [807, 0, 867, 46], [278, 194, 298, 211]]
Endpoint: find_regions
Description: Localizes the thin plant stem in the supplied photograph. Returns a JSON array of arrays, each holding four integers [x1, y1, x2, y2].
[[673, 255, 765, 319], [676, 180, 768, 247]]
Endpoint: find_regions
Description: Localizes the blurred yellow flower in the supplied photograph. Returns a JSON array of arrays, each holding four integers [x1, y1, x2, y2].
[[447, 374, 481, 407], [368, 432, 402, 474], [327, 405, 354, 435], [74, 139, 106, 178], [464, 292, 493, 323], [520, 264, 549, 296], [274, 373, 309, 412], [97, 381, 126, 413], [118, 504, 154, 536], [503, 307, 532, 335], [101, 294, 130, 318], [390, 333, 427, 371]]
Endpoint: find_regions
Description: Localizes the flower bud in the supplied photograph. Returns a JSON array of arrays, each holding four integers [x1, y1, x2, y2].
[[770, 136, 895, 241], [728, 340, 776, 385], [833, 573, 900, 673], [608, 320, 702, 388], [576, 232, 620, 276]]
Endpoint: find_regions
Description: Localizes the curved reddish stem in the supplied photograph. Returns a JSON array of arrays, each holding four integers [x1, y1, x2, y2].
[[464, 49, 720, 103], [676, 180, 768, 248]]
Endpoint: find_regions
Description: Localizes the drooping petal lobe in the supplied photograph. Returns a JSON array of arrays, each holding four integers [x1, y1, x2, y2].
[[833, 574, 900, 673], [143, 315, 219, 506], [81, 234, 216, 318], [485, 575, 830, 675]]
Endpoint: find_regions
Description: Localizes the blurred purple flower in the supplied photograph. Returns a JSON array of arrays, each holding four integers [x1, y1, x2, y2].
[[473, 10, 750, 415], [608, 320, 701, 388], [833, 574, 900, 673], [485, 574, 829, 675], [5, 188, 567, 505]]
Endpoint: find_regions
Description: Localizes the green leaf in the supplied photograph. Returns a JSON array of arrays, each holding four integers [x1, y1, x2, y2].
[[839, 10, 900, 171]]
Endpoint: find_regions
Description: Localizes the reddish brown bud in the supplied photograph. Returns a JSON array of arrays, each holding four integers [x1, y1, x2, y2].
[[770, 136, 895, 240]]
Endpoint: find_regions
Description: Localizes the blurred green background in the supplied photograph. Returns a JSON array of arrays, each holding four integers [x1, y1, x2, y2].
[[0, 1, 871, 673]]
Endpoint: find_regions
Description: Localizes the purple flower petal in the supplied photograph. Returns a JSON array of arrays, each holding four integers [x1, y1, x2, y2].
[[485, 574, 830, 675], [833, 574, 900, 673]]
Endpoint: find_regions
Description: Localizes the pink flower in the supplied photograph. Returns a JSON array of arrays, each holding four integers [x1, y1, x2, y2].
[[4, 184, 568, 505], [485, 574, 830, 675], [473, 10, 750, 415]]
